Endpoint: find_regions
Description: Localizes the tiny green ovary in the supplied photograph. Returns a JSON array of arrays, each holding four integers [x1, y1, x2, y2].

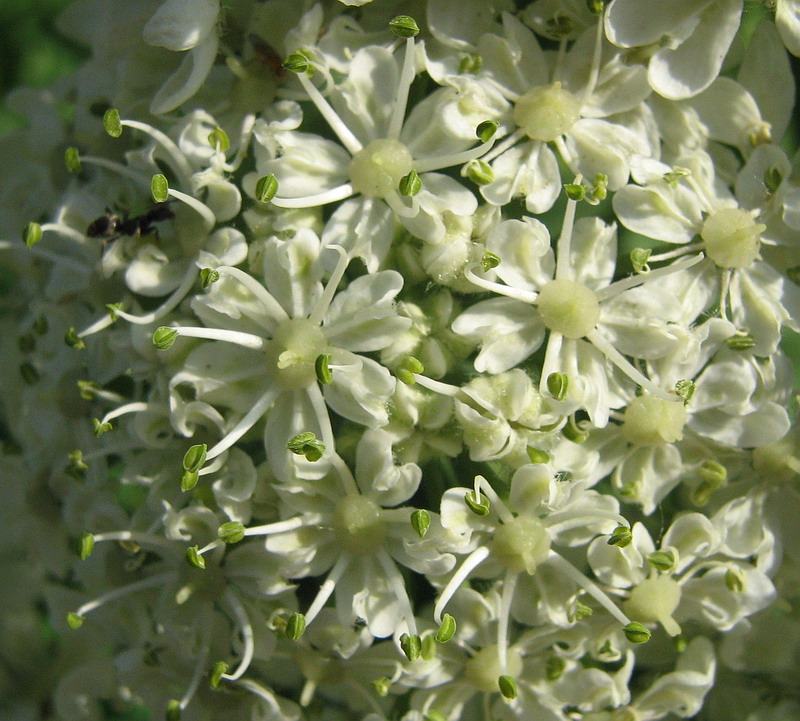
[[265, 319, 328, 390], [513, 82, 582, 142]]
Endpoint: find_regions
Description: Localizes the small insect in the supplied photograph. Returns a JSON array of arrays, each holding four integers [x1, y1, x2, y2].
[[248, 34, 287, 82], [86, 204, 175, 247]]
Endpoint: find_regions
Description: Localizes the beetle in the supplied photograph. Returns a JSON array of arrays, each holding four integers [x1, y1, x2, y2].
[[86, 204, 175, 247]]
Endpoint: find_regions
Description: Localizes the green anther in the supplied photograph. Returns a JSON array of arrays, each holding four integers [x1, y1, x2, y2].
[[255, 174, 278, 203], [23, 221, 42, 248], [564, 183, 586, 201], [400, 633, 422, 662], [166, 700, 182, 721], [547, 372, 568, 401], [526, 447, 550, 464], [726, 567, 745, 593], [181, 470, 199, 493], [66, 450, 88, 481], [283, 52, 310, 74], [208, 127, 230, 152], [64, 327, 86, 350], [498, 674, 517, 699], [562, 416, 589, 443], [458, 54, 483, 74], [435, 613, 457, 643], [546, 655, 566, 680], [65, 146, 82, 173], [285, 612, 306, 640], [199, 268, 219, 289], [218, 521, 245, 544], [389, 15, 420, 38], [77, 380, 100, 400], [372, 677, 392, 696], [465, 159, 495, 185], [186, 545, 206, 569], [287, 432, 325, 462], [315, 354, 333, 384], [411, 509, 430, 539], [647, 550, 675, 572], [399, 169, 422, 196], [78, 531, 95, 560], [764, 166, 783, 194], [574, 599, 593, 620], [151, 174, 170, 203], [699, 459, 727, 486], [153, 326, 179, 350], [630, 248, 651, 274], [105, 303, 123, 322], [663, 167, 689, 186], [209, 661, 228, 689], [92, 419, 112, 437], [481, 251, 501, 271], [607, 525, 633, 548], [623, 621, 651, 644], [464, 490, 490, 516], [726, 333, 755, 351], [476, 119, 499, 143], [397, 356, 424, 385], [675, 379, 696, 405], [67, 612, 85, 629], [182, 444, 207, 472], [103, 108, 123, 138]]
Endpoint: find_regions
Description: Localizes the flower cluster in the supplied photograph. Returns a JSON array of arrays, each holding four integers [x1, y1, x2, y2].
[[2, 1, 800, 720]]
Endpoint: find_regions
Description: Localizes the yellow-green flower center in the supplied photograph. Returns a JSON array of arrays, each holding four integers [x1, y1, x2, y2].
[[701, 208, 765, 269], [513, 82, 582, 142], [537, 279, 601, 339], [265, 318, 328, 390], [348, 139, 413, 198]]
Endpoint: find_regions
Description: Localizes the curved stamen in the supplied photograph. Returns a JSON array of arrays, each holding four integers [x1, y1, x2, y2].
[[75, 571, 176, 618], [387, 36, 417, 141], [309, 244, 350, 324], [555, 176, 581, 280], [78, 155, 151, 188], [204, 387, 277, 462], [464, 263, 539, 303], [115, 263, 199, 325], [271, 183, 355, 209], [480, 128, 525, 165], [415, 138, 496, 174], [296, 73, 363, 155], [121, 119, 193, 190], [433, 546, 491, 623], [384, 190, 420, 218], [91, 530, 177, 553], [539, 330, 564, 398], [99, 402, 151, 426], [647, 242, 703, 263], [170, 326, 266, 349], [474, 476, 514, 524], [305, 554, 350, 625], [377, 549, 418, 636], [165, 187, 216, 232], [216, 265, 289, 325], [497, 570, 518, 672], [596, 253, 706, 302], [220, 589, 255, 681]]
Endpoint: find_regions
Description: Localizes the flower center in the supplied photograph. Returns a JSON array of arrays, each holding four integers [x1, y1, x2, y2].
[[622, 395, 687, 447], [623, 575, 682, 637], [536, 279, 600, 339], [490, 516, 551, 574], [513, 82, 582, 142], [265, 318, 328, 390], [701, 208, 765, 269], [333, 495, 387, 556], [348, 139, 413, 198], [464, 645, 523, 693]]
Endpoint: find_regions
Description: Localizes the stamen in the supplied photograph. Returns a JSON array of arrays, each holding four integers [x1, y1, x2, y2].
[[236, 679, 286, 716], [384, 190, 420, 218], [99, 402, 151, 426], [387, 37, 417, 141], [304, 554, 350, 625], [41, 222, 91, 245], [647, 242, 704, 263], [74, 571, 176, 617], [433, 546, 491, 623], [539, 330, 563, 398], [497, 570, 518, 672], [555, 176, 581, 280], [220, 588, 255, 681], [115, 263, 199, 325], [177, 614, 213, 713], [164, 187, 217, 232], [120, 118, 193, 190], [377, 549, 418, 636], [309, 244, 350, 324], [581, 8, 605, 104], [586, 329, 676, 401], [474, 476, 514, 524], [463, 263, 539, 303], [271, 183, 355, 209], [719, 268, 732, 321], [296, 73, 363, 155], [243, 515, 323, 538], [91, 530, 177, 553], [545, 552, 631, 626], [216, 266, 289, 325], [329, 452, 361, 497], [204, 387, 278, 461], [220, 114, 256, 173], [480, 128, 525, 165], [415, 138, 497, 173], [169, 325, 267, 349], [596, 253, 706, 302]]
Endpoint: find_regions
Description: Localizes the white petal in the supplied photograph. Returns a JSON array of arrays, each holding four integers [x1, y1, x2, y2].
[[149, 36, 219, 114], [143, 0, 219, 51], [776, 0, 800, 56]]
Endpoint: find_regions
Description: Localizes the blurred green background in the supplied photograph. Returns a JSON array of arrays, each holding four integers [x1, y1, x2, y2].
[[0, 0, 87, 137]]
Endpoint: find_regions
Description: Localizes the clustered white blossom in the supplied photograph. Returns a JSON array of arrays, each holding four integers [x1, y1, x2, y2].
[[2, 1, 800, 720]]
